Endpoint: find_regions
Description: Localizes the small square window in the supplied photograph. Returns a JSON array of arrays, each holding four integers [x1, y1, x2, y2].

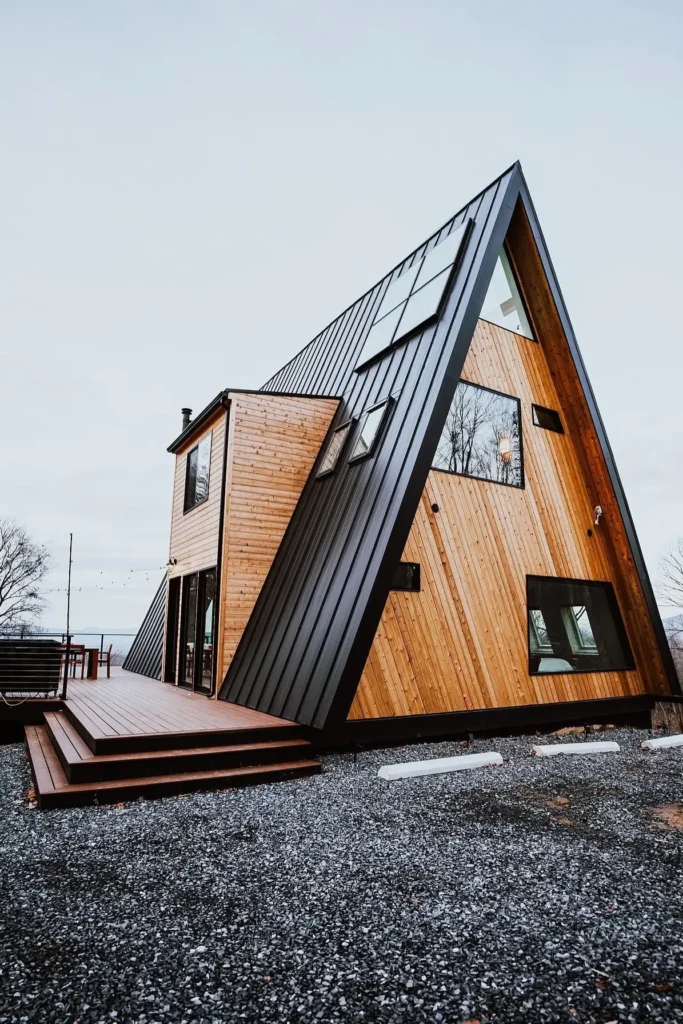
[[392, 562, 421, 592], [532, 404, 563, 433], [184, 432, 212, 512], [317, 420, 353, 477], [349, 399, 392, 463]]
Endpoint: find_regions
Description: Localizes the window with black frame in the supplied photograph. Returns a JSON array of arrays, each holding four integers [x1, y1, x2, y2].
[[355, 218, 471, 370], [348, 399, 391, 463], [527, 576, 634, 675], [184, 433, 212, 512], [432, 381, 523, 488], [177, 567, 217, 691], [480, 247, 534, 339], [317, 420, 353, 477], [392, 562, 421, 592]]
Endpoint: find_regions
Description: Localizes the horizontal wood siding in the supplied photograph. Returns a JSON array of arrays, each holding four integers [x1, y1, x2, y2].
[[216, 393, 338, 684], [348, 317, 668, 719], [168, 411, 226, 579]]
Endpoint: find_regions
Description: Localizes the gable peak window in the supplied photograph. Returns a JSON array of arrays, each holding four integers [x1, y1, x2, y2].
[[432, 381, 523, 488], [356, 219, 471, 371], [184, 432, 212, 512], [480, 247, 534, 339]]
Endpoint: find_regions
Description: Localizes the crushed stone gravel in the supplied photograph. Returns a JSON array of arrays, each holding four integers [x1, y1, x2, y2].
[[1, 727, 682, 1023]]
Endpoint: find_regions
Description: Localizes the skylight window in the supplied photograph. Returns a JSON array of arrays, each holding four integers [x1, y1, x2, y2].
[[356, 219, 471, 371], [480, 248, 534, 339], [317, 420, 353, 477], [348, 399, 392, 462]]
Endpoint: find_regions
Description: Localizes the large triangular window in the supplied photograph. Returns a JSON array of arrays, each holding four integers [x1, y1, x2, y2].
[[480, 248, 534, 339]]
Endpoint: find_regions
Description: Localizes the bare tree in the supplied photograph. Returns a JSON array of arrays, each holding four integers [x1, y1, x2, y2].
[[658, 541, 683, 688], [659, 539, 683, 610], [0, 518, 50, 633]]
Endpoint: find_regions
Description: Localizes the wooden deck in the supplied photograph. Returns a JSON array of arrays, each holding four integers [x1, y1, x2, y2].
[[63, 667, 302, 753], [18, 668, 320, 809]]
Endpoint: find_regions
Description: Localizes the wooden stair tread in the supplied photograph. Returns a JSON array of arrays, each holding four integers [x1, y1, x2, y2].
[[44, 711, 312, 765], [26, 725, 320, 809]]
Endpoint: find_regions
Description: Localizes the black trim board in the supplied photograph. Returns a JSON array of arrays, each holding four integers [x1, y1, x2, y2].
[[338, 696, 660, 747]]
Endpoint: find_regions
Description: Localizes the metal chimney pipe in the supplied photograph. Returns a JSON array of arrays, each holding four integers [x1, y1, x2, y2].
[[181, 408, 192, 430]]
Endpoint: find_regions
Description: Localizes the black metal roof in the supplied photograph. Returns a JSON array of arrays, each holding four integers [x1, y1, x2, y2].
[[123, 576, 166, 679], [218, 161, 679, 726]]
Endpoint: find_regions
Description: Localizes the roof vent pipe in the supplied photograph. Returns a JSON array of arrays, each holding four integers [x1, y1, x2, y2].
[[181, 408, 192, 430]]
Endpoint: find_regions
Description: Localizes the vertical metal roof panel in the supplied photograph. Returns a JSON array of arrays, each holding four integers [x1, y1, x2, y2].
[[221, 165, 523, 727]]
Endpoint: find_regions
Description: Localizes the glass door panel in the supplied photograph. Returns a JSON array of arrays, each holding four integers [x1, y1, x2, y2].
[[164, 577, 181, 683], [180, 574, 198, 688], [197, 568, 216, 692]]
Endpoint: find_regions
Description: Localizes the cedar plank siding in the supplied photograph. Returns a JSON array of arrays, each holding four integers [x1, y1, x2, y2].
[[168, 410, 226, 580], [215, 393, 338, 684], [348, 318, 666, 720]]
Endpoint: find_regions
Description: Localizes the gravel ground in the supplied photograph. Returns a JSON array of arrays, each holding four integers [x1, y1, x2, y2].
[[1, 728, 683, 1024]]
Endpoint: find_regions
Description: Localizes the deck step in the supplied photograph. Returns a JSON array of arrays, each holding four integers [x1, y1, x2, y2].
[[26, 725, 321, 810], [61, 700, 304, 755], [44, 712, 315, 783]]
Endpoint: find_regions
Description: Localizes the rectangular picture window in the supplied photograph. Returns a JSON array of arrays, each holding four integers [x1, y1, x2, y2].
[[184, 433, 212, 512], [432, 381, 523, 488], [527, 576, 634, 675], [349, 399, 391, 463], [532, 404, 563, 433], [317, 420, 353, 477], [392, 562, 421, 592]]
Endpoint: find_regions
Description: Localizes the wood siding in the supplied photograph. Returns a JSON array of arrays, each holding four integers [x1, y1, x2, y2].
[[168, 411, 227, 579], [349, 318, 669, 720], [215, 393, 338, 685]]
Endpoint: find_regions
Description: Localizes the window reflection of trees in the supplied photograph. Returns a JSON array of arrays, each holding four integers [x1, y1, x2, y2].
[[433, 382, 522, 487]]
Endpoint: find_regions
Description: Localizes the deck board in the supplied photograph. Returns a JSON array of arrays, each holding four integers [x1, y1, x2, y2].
[[62, 667, 300, 752]]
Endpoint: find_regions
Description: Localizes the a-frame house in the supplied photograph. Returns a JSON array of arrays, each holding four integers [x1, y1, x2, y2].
[[127, 161, 679, 745]]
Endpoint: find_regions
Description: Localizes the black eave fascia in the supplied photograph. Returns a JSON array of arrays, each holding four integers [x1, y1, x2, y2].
[[514, 169, 680, 696]]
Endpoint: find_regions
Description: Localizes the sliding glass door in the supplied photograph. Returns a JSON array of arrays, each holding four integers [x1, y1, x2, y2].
[[168, 568, 217, 693], [179, 574, 199, 688], [197, 568, 216, 693]]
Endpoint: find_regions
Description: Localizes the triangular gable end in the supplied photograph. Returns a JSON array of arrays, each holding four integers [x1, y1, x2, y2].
[[220, 164, 678, 730]]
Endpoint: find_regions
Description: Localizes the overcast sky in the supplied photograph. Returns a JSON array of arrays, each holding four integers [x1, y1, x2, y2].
[[1, 0, 682, 632]]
